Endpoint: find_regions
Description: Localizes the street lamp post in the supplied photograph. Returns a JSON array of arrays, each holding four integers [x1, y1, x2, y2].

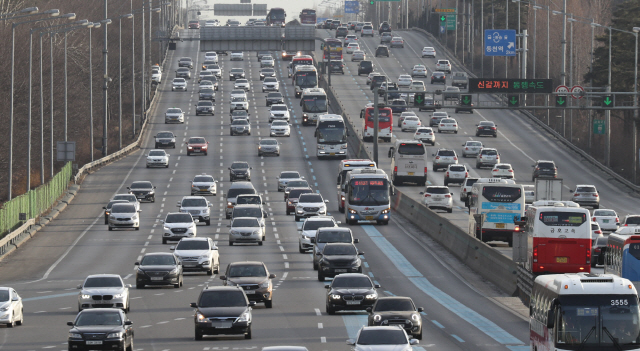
[[632, 27, 639, 183], [89, 22, 102, 162], [118, 13, 134, 149], [101, 7, 112, 158]]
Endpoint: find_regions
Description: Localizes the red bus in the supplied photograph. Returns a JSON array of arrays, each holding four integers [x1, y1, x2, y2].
[[363, 106, 393, 142], [321, 38, 343, 62], [266, 8, 286, 27], [288, 55, 314, 78], [524, 201, 592, 274], [299, 9, 317, 25]]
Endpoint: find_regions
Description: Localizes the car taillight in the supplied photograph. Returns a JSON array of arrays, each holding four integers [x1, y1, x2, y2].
[[492, 169, 498, 172], [491, 127, 496, 130], [586, 246, 591, 264], [465, 172, 469, 177], [594, 230, 602, 235], [533, 246, 538, 263], [453, 125, 457, 127], [574, 193, 579, 196], [592, 217, 596, 222], [435, 156, 440, 160], [508, 169, 513, 172], [595, 247, 602, 253], [446, 172, 449, 177], [424, 167, 428, 174], [440, 124, 444, 127], [445, 194, 451, 198], [453, 157, 457, 160], [394, 166, 397, 174], [616, 217, 620, 223], [593, 193, 599, 197], [424, 194, 431, 197]]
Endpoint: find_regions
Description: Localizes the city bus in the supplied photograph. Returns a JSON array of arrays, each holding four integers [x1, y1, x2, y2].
[[321, 38, 343, 62], [605, 232, 640, 286], [336, 159, 377, 213], [315, 114, 347, 160], [344, 168, 390, 225], [299, 9, 317, 25], [288, 55, 314, 78], [300, 88, 327, 125], [467, 178, 524, 246], [293, 65, 318, 98], [266, 7, 286, 27], [530, 273, 640, 351], [524, 201, 592, 274], [362, 105, 393, 142]]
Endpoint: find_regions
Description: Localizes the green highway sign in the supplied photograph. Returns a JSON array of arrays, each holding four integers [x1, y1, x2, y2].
[[555, 96, 566, 108], [508, 94, 520, 107], [446, 15, 456, 30], [602, 95, 613, 109], [593, 120, 605, 134], [460, 95, 472, 106], [414, 92, 425, 107]]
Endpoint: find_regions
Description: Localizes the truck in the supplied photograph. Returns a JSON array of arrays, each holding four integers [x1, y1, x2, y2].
[[451, 72, 468, 89], [534, 178, 563, 201]]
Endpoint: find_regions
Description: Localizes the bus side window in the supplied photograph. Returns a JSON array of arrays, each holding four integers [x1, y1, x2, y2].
[[320, 43, 324, 50]]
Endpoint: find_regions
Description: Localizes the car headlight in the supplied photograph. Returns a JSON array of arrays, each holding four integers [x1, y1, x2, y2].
[[69, 333, 82, 339], [0, 306, 8, 312], [235, 311, 250, 323], [169, 267, 179, 275], [381, 208, 390, 214], [253, 230, 261, 235], [365, 293, 378, 299], [297, 210, 304, 214], [373, 314, 382, 322], [81, 294, 91, 299], [196, 312, 206, 321], [341, 196, 345, 201], [341, 144, 348, 149], [330, 294, 341, 300], [164, 226, 170, 231], [113, 293, 124, 299], [227, 202, 233, 207], [136, 267, 145, 274], [302, 235, 309, 240], [259, 280, 270, 288], [107, 332, 123, 339], [132, 215, 138, 220], [348, 208, 357, 214], [411, 313, 420, 322]]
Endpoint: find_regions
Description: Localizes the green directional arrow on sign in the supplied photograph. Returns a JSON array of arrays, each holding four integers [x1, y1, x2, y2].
[[555, 96, 566, 107], [603, 96, 612, 106], [461, 95, 472, 106], [414, 93, 425, 107], [440, 15, 446, 22], [508, 95, 519, 107]]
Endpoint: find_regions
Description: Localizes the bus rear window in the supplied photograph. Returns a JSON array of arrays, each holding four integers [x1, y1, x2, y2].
[[482, 186, 521, 202], [397, 144, 425, 155], [539, 212, 586, 226]]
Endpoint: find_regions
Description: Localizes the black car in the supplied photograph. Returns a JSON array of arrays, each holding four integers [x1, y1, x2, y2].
[[418, 97, 440, 112], [378, 22, 391, 35], [199, 88, 215, 101], [260, 68, 276, 80], [325, 273, 379, 314], [323, 19, 333, 29], [103, 200, 128, 224], [178, 57, 193, 68], [195, 101, 214, 116], [67, 309, 134, 351], [216, 50, 228, 55], [154, 131, 176, 148], [317, 243, 363, 281], [592, 234, 608, 267], [431, 72, 446, 84], [389, 99, 408, 114], [191, 286, 255, 340], [329, 61, 344, 74], [375, 45, 390, 57], [367, 296, 424, 339], [475, 121, 498, 137], [531, 160, 558, 180], [220, 261, 276, 308], [336, 26, 348, 38], [229, 161, 252, 181], [358, 60, 373, 75], [135, 252, 183, 288], [127, 181, 156, 202], [266, 92, 284, 106], [229, 68, 245, 81], [378, 82, 399, 97], [330, 20, 341, 30], [370, 75, 388, 90]]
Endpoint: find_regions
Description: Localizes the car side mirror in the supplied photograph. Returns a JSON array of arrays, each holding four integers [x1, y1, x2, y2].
[[366, 307, 373, 313], [269, 273, 276, 279], [358, 251, 365, 255], [346, 339, 355, 345], [169, 245, 176, 250], [569, 190, 574, 193], [324, 199, 329, 203], [325, 284, 331, 289], [126, 187, 130, 190], [102, 206, 107, 209], [354, 238, 360, 243], [249, 301, 257, 307], [67, 321, 74, 326], [134, 262, 140, 265], [417, 307, 424, 312], [374, 284, 381, 288], [410, 339, 419, 345], [190, 302, 198, 308], [124, 321, 133, 326], [77, 285, 82, 289]]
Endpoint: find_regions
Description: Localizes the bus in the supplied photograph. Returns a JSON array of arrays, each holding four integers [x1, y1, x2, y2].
[[288, 55, 314, 78], [467, 178, 524, 246], [524, 201, 592, 274], [605, 232, 640, 285], [336, 159, 377, 213], [529, 273, 640, 351], [363, 105, 393, 142], [293, 65, 318, 98], [315, 114, 347, 160], [300, 88, 327, 125], [321, 38, 343, 62], [299, 9, 317, 25], [266, 8, 286, 27], [344, 168, 390, 225]]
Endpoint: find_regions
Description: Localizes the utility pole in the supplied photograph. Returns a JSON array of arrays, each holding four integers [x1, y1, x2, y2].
[[561, 0, 567, 137], [102, 0, 109, 157]]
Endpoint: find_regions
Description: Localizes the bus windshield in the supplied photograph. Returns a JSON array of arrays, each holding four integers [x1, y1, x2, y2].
[[302, 96, 327, 112], [317, 122, 346, 143], [296, 72, 317, 88], [482, 186, 522, 202], [349, 179, 389, 206]]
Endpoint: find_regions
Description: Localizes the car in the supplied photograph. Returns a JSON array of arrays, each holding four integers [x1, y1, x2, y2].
[[432, 148, 458, 171], [418, 96, 440, 112], [284, 180, 311, 199], [459, 177, 479, 202], [436, 59, 452, 73], [336, 26, 349, 38], [258, 138, 280, 156], [262, 77, 280, 92], [195, 101, 214, 116], [178, 57, 193, 68], [161, 212, 198, 244], [524, 184, 535, 204], [367, 297, 424, 339], [358, 61, 373, 75], [421, 46, 436, 58], [281, 50, 297, 60], [231, 204, 267, 239], [431, 71, 446, 84], [172, 237, 219, 275], [397, 74, 413, 87], [201, 59, 216, 70], [443, 86, 461, 101], [329, 60, 345, 74], [411, 64, 427, 77], [229, 68, 245, 80], [592, 209, 620, 232], [127, 181, 156, 202], [229, 89, 247, 101], [531, 160, 558, 180], [230, 110, 250, 122], [228, 161, 251, 181], [228, 217, 263, 246], [266, 92, 284, 106], [438, 118, 458, 134], [230, 51, 244, 61], [375, 45, 390, 57], [67, 309, 134, 350], [355, 22, 365, 31], [429, 112, 448, 127], [257, 51, 271, 61], [476, 121, 498, 137], [230, 119, 251, 136], [230, 96, 249, 112], [346, 42, 360, 54], [77, 274, 130, 311], [622, 215, 640, 227], [295, 193, 329, 221], [298, 216, 338, 252], [135, 252, 184, 288], [102, 199, 127, 224], [378, 21, 391, 34], [348, 326, 418, 350], [492, 163, 515, 179], [204, 51, 218, 63], [234, 79, 250, 91], [190, 174, 217, 196], [325, 273, 379, 312], [286, 187, 313, 215], [591, 234, 608, 267], [164, 107, 184, 124], [203, 63, 221, 77], [111, 193, 140, 211], [108, 203, 140, 231], [380, 32, 393, 43], [461, 140, 483, 158], [185, 136, 209, 156], [190, 286, 254, 340], [444, 164, 468, 186], [198, 88, 215, 101], [390, 99, 408, 114], [175, 67, 191, 79], [236, 194, 264, 212], [154, 131, 176, 148], [198, 71, 215, 83], [199, 79, 216, 91], [401, 116, 421, 132], [220, 261, 276, 307], [225, 182, 257, 219], [261, 55, 275, 67], [188, 20, 200, 29], [178, 195, 212, 225], [344, 34, 358, 45], [390, 36, 404, 48], [259, 68, 276, 80], [366, 72, 380, 85], [146, 149, 170, 168], [171, 78, 187, 91], [277, 171, 302, 191], [317, 243, 363, 281], [151, 68, 162, 83], [0, 287, 23, 327], [312, 227, 358, 269], [422, 186, 453, 213], [361, 25, 374, 37], [476, 148, 500, 169], [269, 104, 290, 122], [351, 50, 366, 61], [570, 184, 600, 208], [414, 127, 435, 145]]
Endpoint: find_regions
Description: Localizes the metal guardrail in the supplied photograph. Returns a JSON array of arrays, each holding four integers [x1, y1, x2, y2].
[[0, 219, 34, 258]]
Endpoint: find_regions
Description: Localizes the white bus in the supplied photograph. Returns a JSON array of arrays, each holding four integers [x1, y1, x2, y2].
[[300, 88, 328, 126], [293, 65, 318, 98], [344, 168, 390, 225], [336, 159, 377, 213], [315, 114, 347, 160], [388, 140, 427, 186], [467, 178, 524, 246], [530, 273, 640, 351]]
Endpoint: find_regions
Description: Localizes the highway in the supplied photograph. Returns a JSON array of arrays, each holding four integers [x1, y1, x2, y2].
[[0, 28, 533, 351]]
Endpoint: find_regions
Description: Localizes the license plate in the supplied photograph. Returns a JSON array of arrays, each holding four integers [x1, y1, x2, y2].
[[151, 277, 164, 281], [86, 341, 103, 345], [211, 321, 232, 328], [330, 153, 336, 156], [365, 216, 374, 220], [346, 300, 361, 305], [495, 223, 505, 229], [335, 269, 348, 273], [244, 290, 255, 294], [183, 263, 196, 267], [193, 150, 200, 153], [407, 172, 414, 176], [603, 219, 609, 223], [161, 141, 169, 144], [556, 257, 568, 263]]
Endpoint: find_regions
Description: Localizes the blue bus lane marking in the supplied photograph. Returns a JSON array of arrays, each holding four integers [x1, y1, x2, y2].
[[360, 225, 525, 346]]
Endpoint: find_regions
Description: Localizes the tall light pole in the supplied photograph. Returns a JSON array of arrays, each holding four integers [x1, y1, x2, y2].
[[633, 27, 640, 184], [89, 22, 102, 162], [117, 13, 134, 149], [101, 2, 112, 158]]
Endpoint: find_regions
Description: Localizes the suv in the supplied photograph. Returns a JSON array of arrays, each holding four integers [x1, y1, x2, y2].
[[172, 237, 219, 275], [220, 261, 276, 308], [336, 26, 348, 38], [422, 186, 453, 213], [475, 148, 500, 169], [570, 185, 600, 208], [444, 164, 468, 186], [298, 216, 338, 253], [190, 286, 254, 340], [161, 212, 198, 244], [531, 160, 558, 180], [375, 45, 390, 57], [459, 177, 479, 202], [178, 196, 212, 225], [358, 60, 373, 75], [436, 59, 452, 73], [317, 243, 363, 281], [225, 182, 257, 219], [378, 22, 391, 35], [380, 32, 393, 43], [295, 193, 329, 221], [313, 227, 358, 270], [286, 187, 313, 215], [361, 25, 374, 37], [432, 149, 458, 171], [229, 161, 252, 181]]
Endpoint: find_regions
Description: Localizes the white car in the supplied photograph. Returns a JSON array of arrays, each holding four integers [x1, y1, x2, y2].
[[171, 78, 187, 91], [361, 25, 374, 36], [230, 96, 249, 112], [444, 164, 468, 186], [111, 193, 140, 212], [146, 149, 169, 168], [261, 55, 275, 67], [344, 34, 358, 46], [108, 202, 140, 231], [161, 212, 198, 244], [397, 74, 413, 87], [411, 64, 427, 77], [346, 43, 360, 54], [230, 51, 244, 61], [172, 237, 219, 275], [151, 69, 162, 83], [348, 326, 418, 351], [421, 46, 436, 58], [262, 77, 280, 92], [438, 118, 458, 134], [422, 186, 453, 213], [178, 196, 212, 225], [366, 71, 379, 85], [270, 120, 291, 137], [401, 116, 421, 132], [351, 50, 366, 61], [592, 209, 620, 232], [0, 287, 23, 327], [165, 107, 184, 123], [77, 274, 130, 312], [397, 111, 417, 127], [436, 59, 452, 73], [234, 79, 250, 91], [204, 51, 218, 63], [491, 163, 515, 179], [199, 80, 214, 90], [204, 64, 221, 77], [461, 140, 483, 157], [190, 174, 217, 196], [269, 104, 290, 122], [229, 89, 247, 101], [295, 193, 329, 221], [414, 127, 435, 145]]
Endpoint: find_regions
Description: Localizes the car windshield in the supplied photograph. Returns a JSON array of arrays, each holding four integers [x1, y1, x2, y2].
[[261, 140, 278, 146], [182, 198, 207, 207], [280, 172, 300, 179], [199, 291, 246, 308], [176, 240, 209, 250], [357, 329, 407, 345], [149, 151, 165, 156], [405, 117, 419, 122], [232, 218, 260, 227], [482, 149, 498, 156], [189, 138, 205, 144], [232, 97, 246, 102], [157, 132, 173, 138], [111, 204, 136, 213], [427, 187, 450, 194], [131, 182, 152, 189], [299, 194, 323, 203], [538, 162, 555, 168], [227, 188, 256, 198], [231, 90, 245, 95], [449, 166, 466, 172], [140, 255, 176, 266], [626, 217, 640, 225], [268, 93, 282, 98], [272, 121, 288, 126], [193, 176, 214, 183], [233, 207, 262, 217], [228, 265, 267, 277], [177, 68, 189, 72], [577, 186, 597, 193], [231, 162, 249, 169], [467, 142, 482, 147], [231, 69, 243, 73], [289, 189, 312, 198], [232, 120, 249, 125], [417, 128, 431, 133], [317, 230, 352, 243], [288, 180, 309, 188], [167, 108, 181, 114], [84, 277, 123, 288], [374, 299, 415, 312], [106, 200, 126, 209], [303, 220, 335, 231], [75, 312, 122, 326], [262, 69, 275, 74], [173, 79, 185, 83], [271, 105, 287, 111], [165, 213, 193, 223], [594, 210, 616, 217], [332, 275, 372, 288], [112, 195, 136, 202], [200, 89, 214, 94], [237, 196, 261, 205], [0, 290, 9, 302], [496, 164, 512, 170], [397, 144, 425, 155], [323, 245, 356, 255], [264, 78, 277, 83]]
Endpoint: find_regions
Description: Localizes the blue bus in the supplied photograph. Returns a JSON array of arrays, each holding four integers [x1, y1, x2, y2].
[[605, 233, 640, 283]]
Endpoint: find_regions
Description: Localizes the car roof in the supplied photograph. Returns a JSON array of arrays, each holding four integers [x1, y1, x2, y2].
[[228, 261, 265, 266], [143, 252, 176, 256], [228, 181, 255, 189], [86, 274, 122, 278]]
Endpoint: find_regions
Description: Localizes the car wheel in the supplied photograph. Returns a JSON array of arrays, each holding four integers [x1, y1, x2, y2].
[[299, 244, 306, 253], [286, 210, 291, 215], [245, 326, 252, 339], [447, 208, 453, 213], [475, 163, 481, 169], [326, 303, 336, 315], [207, 267, 213, 276], [195, 329, 203, 341], [162, 238, 167, 244], [265, 300, 273, 308], [126, 338, 134, 351], [136, 283, 144, 289], [229, 241, 233, 246], [16, 310, 23, 326], [294, 215, 300, 221], [317, 271, 325, 281], [108, 226, 113, 231], [258, 241, 263, 246]]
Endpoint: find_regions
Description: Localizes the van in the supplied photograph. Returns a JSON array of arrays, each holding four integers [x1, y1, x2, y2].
[[358, 61, 373, 76], [225, 182, 257, 219], [388, 140, 427, 186], [312, 227, 359, 270]]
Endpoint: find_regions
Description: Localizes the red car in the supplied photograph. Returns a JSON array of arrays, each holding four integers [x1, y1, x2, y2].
[[185, 136, 208, 156], [285, 188, 313, 215], [188, 20, 200, 29]]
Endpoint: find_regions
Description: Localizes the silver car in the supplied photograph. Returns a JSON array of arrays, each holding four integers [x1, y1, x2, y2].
[[461, 140, 483, 157], [172, 237, 219, 275], [298, 216, 338, 253], [230, 119, 251, 135], [108, 203, 140, 231], [190, 174, 217, 196], [475, 148, 500, 169], [258, 139, 280, 156], [570, 184, 600, 209], [228, 217, 263, 246], [178, 196, 212, 225], [77, 274, 131, 312], [432, 149, 458, 172], [231, 204, 267, 240], [277, 171, 302, 191], [171, 78, 187, 91]]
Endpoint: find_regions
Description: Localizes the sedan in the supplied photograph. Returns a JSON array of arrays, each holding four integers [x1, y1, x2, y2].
[[492, 163, 515, 179], [230, 96, 249, 112], [351, 50, 366, 61], [431, 72, 446, 84], [146, 149, 170, 168], [108, 203, 140, 231], [261, 55, 275, 67], [165, 107, 184, 124], [438, 118, 458, 134], [317, 243, 363, 281], [77, 274, 130, 312], [269, 104, 290, 122], [476, 121, 498, 137], [258, 139, 280, 156], [229, 68, 245, 80], [390, 37, 404, 48], [443, 86, 460, 101], [230, 110, 250, 122], [198, 71, 214, 82], [229, 89, 247, 101], [260, 68, 276, 80], [348, 326, 418, 351], [178, 57, 193, 68], [190, 174, 217, 196], [228, 217, 263, 245], [461, 140, 483, 157], [325, 273, 379, 313], [421, 46, 436, 58], [190, 286, 254, 340], [270, 120, 291, 137], [0, 287, 23, 327], [367, 297, 424, 339], [397, 74, 412, 87], [185, 137, 209, 156], [262, 77, 280, 92], [414, 127, 435, 145], [230, 119, 251, 136], [592, 209, 620, 232], [127, 181, 156, 202], [204, 51, 218, 62], [171, 78, 187, 91], [230, 51, 244, 61], [198, 88, 215, 101], [195, 101, 214, 115], [411, 64, 427, 77], [346, 42, 360, 54], [103, 200, 127, 224], [266, 92, 284, 106], [220, 261, 276, 307], [234, 79, 250, 91], [67, 309, 134, 351], [199, 80, 216, 91], [401, 116, 421, 132], [135, 252, 183, 288]]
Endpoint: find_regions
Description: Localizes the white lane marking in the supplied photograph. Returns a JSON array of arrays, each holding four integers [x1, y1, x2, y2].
[[284, 262, 289, 268], [314, 308, 321, 316], [318, 323, 323, 329]]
